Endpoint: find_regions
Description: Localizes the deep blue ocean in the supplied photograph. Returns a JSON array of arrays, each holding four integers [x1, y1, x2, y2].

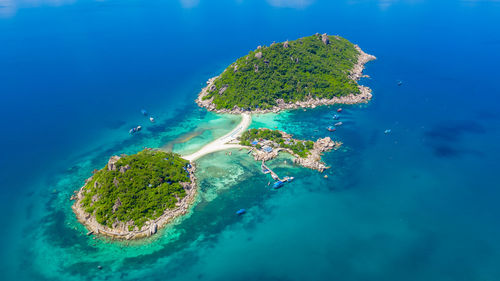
[[1, 0, 500, 280]]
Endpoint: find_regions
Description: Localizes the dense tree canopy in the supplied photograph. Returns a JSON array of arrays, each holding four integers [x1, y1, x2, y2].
[[80, 150, 191, 230], [203, 34, 360, 110]]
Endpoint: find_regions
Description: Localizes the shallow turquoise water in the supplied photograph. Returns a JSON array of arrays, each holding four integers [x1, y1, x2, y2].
[[1, 0, 500, 280]]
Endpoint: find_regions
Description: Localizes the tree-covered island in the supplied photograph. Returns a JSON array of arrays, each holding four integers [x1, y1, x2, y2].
[[197, 33, 375, 113], [71, 149, 196, 240], [239, 128, 342, 172]]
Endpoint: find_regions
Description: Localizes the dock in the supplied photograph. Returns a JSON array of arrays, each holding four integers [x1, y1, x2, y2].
[[261, 161, 294, 183]]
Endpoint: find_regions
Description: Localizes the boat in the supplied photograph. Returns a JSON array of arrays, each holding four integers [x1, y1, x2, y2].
[[334, 122, 343, 126], [384, 129, 392, 134], [337, 108, 343, 113], [332, 114, 339, 120], [236, 209, 246, 215], [141, 109, 148, 116], [136, 125, 142, 131], [397, 80, 403, 86], [327, 126, 336, 132], [149, 116, 155, 123], [272, 180, 285, 189], [129, 128, 136, 134]]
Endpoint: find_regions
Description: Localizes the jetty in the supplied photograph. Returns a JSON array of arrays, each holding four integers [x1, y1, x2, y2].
[[261, 161, 294, 183], [261, 161, 280, 180]]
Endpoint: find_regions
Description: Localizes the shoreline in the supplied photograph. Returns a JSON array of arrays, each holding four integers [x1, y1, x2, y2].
[[196, 44, 376, 114], [71, 163, 198, 240], [71, 40, 376, 241], [182, 113, 251, 161], [241, 129, 342, 172]]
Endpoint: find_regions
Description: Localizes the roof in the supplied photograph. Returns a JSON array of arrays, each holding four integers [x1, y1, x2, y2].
[[262, 146, 273, 153]]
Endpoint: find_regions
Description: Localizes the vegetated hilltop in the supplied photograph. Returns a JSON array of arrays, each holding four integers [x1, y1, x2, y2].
[[72, 149, 195, 239], [199, 33, 374, 112]]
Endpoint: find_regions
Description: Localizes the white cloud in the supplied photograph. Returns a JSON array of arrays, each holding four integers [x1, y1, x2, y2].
[[266, 0, 315, 9], [180, 0, 200, 8], [0, 0, 76, 18], [0, 0, 16, 18]]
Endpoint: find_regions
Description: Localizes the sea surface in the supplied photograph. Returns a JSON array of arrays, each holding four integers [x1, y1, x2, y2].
[[1, 0, 500, 280]]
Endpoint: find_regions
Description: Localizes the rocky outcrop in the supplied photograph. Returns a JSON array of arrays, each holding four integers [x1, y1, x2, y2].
[[107, 156, 120, 171], [283, 40, 289, 48], [119, 164, 130, 174], [293, 137, 342, 172], [112, 197, 122, 213], [218, 85, 228, 95], [321, 33, 329, 45], [255, 52, 263, 59], [349, 45, 377, 81], [72, 161, 198, 240]]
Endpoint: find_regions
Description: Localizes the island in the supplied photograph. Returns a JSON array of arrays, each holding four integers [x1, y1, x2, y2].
[[72, 33, 375, 239], [71, 149, 196, 240], [197, 33, 375, 113], [239, 128, 342, 172]]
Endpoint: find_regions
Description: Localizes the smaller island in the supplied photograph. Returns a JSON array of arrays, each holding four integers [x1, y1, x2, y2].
[[71, 149, 196, 240], [239, 128, 341, 172]]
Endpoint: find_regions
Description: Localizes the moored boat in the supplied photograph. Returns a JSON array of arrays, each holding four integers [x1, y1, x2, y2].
[[236, 209, 246, 215], [337, 108, 343, 113], [327, 126, 336, 132], [334, 122, 343, 126], [150, 116, 155, 123], [272, 181, 285, 189]]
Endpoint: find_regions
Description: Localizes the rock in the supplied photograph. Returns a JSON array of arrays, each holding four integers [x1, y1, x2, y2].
[[283, 40, 289, 48], [255, 52, 263, 59], [218, 85, 228, 95], [257, 45, 261, 49], [324, 175, 328, 179], [112, 197, 122, 213], [119, 164, 130, 174], [254, 64, 259, 73], [233, 64, 238, 72], [209, 85, 216, 92], [321, 33, 329, 45], [107, 156, 121, 171], [113, 177, 119, 187], [86, 231, 93, 236], [150, 223, 157, 235]]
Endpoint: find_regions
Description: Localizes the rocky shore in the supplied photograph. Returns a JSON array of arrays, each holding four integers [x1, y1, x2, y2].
[[246, 132, 342, 172], [292, 137, 342, 172], [71, 157, 198, 240], [196, 44, 376, 114]]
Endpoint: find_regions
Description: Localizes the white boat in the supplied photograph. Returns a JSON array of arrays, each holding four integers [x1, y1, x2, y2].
[[150, 117, 155, 123]]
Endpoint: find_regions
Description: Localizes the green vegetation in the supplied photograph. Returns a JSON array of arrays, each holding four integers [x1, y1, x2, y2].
[[240, 128, 314, 158], [80, 150, 191, 230], [203, 34, 360, 110]]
